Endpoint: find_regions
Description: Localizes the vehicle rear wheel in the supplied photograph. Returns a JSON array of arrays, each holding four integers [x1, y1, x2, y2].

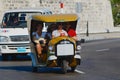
[[71, 66, 76, 72], [61, 60, 68, 74], [32, 67, 38, 72]]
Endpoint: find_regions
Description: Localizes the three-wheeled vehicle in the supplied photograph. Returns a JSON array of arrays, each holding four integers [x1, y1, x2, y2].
[[28, 14, 81, 73]]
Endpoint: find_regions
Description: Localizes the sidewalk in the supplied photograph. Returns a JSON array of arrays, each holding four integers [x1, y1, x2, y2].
[[78, 32, 120, 42]]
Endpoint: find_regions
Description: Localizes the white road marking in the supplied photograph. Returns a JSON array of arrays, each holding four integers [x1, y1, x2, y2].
[[96, 48, 109, 52], [75, 69, 85, 74]]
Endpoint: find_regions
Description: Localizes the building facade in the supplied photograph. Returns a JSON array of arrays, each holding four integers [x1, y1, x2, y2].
[[0, 0, 118, 33]]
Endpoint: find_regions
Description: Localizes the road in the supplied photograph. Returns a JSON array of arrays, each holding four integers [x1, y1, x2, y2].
[[0, 38, 120, 80]]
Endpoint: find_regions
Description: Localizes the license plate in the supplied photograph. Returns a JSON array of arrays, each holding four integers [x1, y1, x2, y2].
[[17, 47, 26, 53], [57, 44, 74, 56]]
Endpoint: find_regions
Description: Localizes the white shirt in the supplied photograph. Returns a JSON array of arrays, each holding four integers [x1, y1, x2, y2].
[[52, 29, 68, 38]]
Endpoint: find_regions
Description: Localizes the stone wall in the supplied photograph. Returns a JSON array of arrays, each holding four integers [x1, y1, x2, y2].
[[0, 0, 116, 33]]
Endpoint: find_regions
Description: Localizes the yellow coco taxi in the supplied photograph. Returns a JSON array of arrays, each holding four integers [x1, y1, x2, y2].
[[28, 14, 81, 73]]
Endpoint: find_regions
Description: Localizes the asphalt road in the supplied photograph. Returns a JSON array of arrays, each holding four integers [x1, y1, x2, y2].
[[0, 38, 120, 80]]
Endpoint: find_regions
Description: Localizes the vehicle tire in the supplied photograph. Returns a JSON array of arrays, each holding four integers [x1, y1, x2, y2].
[[11, 54, 17, 61], [32, 67, 38, 72], [61, 60, 68, 74], [2, 54, 8, 61], [71, 66, 76, 72]]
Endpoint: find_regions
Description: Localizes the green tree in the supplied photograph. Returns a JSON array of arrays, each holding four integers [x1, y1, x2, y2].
[[110, 0, 120, 26]]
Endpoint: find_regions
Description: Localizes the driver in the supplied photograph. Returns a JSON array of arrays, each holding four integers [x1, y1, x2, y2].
[[32, 23, 46, 58]]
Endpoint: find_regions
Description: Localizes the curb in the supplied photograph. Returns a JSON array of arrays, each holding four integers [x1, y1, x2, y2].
[[78, 32, 120, 43]]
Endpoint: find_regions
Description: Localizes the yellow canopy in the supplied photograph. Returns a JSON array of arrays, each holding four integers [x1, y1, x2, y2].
[[32, 14, 78, 22]]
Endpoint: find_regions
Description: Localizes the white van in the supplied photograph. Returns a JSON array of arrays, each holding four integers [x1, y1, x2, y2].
[[0, 8, 52, 60]]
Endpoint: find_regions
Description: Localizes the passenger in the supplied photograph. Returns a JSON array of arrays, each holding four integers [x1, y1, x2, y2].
[[46, 24, 56, 39], [32, 23, 46, 58], [66, 23, 78, 41], [13, 17, 19, 26], [52, 23, 68, 38], [45, 23, 56, 44]]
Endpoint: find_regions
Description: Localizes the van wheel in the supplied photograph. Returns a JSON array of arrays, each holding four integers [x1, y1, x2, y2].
[[11, 54, 17, 61], [32, 67, 38, 72], [2, 54, 8, 61], [61, 60, 68, 74]]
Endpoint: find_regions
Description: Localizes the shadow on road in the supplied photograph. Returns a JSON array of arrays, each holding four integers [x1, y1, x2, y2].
[[0, 56, 79, 74], [0, 66, 32, 72], [0, 55, 31, 61], [0, 65, 76, 74]]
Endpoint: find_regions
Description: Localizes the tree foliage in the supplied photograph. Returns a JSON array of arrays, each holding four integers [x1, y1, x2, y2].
[[110, 0, 120, 26]]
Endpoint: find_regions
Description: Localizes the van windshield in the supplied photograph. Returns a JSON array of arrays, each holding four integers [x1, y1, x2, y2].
[[1, 12, 43, 28]]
